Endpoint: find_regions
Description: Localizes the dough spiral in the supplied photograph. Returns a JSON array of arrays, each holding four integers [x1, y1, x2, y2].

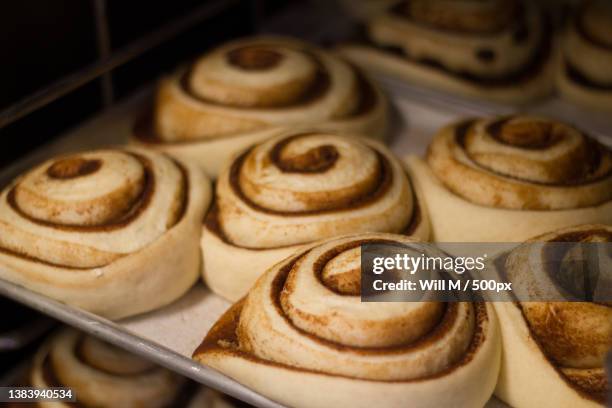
[[0, 148, 211, 319], [492, 224, 611, 407], [202, 130, 430, 301], [132, 36, 388, 177], [194, 233, 501, 408], [339, 0, 554, 103], [29, 329, 184, 407], [20, 328, 244, 408], [406, 115, 612, 242], [557, 0, 612, 112]]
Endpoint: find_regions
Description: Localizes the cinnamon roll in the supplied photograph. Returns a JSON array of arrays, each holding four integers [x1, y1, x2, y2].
[[202, 130, 430, 301], [194, 233, 501, 408], [406, 115, 612, 243], [132, 36, 388, 178], [491, 224, 611, 407], [339, 0, 554, 103], [557, 0, 612, 112], [0, 148, 211, 319], [22, 328, 244, 408]]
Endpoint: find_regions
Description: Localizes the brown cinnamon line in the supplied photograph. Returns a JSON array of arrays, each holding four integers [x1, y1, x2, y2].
[[454, 119, 612, 187], [391, 0, 522, 36], [227, 46, 283, 70], [181, 48, 331, 110], [7, 152, 155, 232], [495, 248, 608, 403], [486, 116, 563, 150], [204, 170, 423, 251], [47, 158, 102, 180], [0, 154, 189, 269], [366, 8, 552, 88], [269, 133, 339, 173], [230, 145, 393, 216], [7, 153, 189, 232], [132, 65, 379, 146], [271, 246, 453, 355], [194, 297, 488, 382], [342, 64, 378, 118], [170, 156, 190, 226], [574, 2, 612, 51], [564, 60, 612, 91]]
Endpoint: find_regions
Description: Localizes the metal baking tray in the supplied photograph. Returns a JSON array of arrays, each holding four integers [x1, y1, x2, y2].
[[1, 75, 609, 407]]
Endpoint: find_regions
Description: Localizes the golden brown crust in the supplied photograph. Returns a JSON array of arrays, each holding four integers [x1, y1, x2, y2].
[[497, 224, 611, 404]]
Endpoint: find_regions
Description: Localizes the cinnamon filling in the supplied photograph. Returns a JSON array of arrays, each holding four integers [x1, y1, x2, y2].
[[204, 185, 423, 250], [227, 46, 284, 70], [47, 158, 101, 179], [270, 135, 339, 173], [0, 154, 189, 268], [487, 117, 562, 149], [229, 145, 393, 216], [565, 61, 612, 91], [132, 63, 378, 145], [182, 50, 331, 109], [454, 119, 612, 186]]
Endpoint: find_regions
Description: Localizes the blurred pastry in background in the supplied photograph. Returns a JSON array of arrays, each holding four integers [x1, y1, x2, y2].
[[339, 0, 555, 104], [491, 224, 611, 407], [557, 0, 612, 112], [405, 115, 612, 242], [201, 129, 430, 301], [0, 148, 211, 319], [10, 328, 248, 408], [132, 36, 388, 178]]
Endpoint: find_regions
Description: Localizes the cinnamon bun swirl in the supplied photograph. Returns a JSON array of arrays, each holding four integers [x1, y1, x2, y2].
[[202, 130, 430, 301], [339, 0, 554, 103], [492, 224, 611, 407], [194, 233, 501, 408], [406, 115, 612, 243], [21, 328, 245, 408], [0, 148, 211, 319], [132, 36, 388, 178], [557, 0, 612, 112]]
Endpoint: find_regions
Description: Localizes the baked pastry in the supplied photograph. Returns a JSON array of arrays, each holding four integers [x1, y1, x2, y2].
[[132, 36, 388, 178], [0, 148, 211, 319], [339, 0, 554, 103], [202, 130, 430, 301], [557, 0, 612, 112], [22, 328, 245, 408], [491, 224, 611, 407], [406, 115, 612, 243], [194, 233, 501, 408]]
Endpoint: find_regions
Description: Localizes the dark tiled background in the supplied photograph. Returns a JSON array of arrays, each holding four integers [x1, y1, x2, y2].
[[0, 0, 295, 169]]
